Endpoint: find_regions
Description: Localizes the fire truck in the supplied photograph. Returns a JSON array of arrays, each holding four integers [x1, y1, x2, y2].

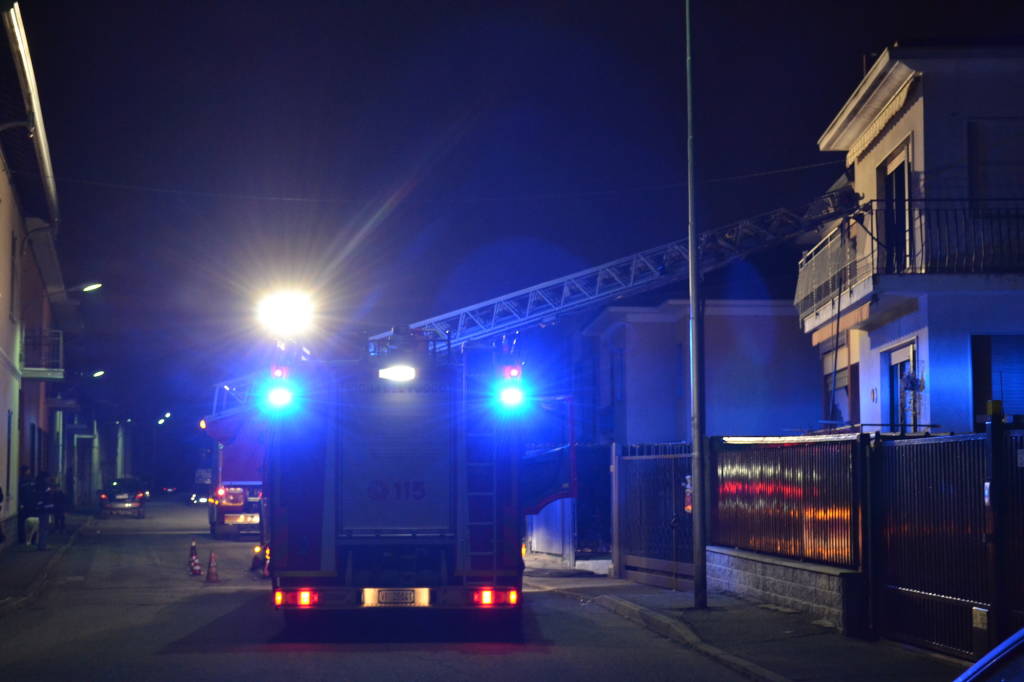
[[202, 381, 268, 538], [261, 332, 525, 623]]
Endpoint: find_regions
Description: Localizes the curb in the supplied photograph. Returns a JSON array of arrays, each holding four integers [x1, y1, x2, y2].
[[525, 579, 791, 682], [0, 516, 93, 618]]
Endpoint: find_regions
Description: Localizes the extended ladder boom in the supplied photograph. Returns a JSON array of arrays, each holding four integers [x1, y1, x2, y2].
[[372, 188, 855, 347]]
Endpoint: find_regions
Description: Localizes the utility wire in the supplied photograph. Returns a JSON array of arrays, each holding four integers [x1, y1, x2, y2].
[[14, 157, 844, 204]]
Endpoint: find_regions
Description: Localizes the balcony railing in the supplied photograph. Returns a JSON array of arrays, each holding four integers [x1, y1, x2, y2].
[[795, 199, 1024, 318], [21, 328, 64, 380]]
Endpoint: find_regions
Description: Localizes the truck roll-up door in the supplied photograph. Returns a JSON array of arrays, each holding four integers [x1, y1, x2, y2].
[[338, 375, 455, 534]]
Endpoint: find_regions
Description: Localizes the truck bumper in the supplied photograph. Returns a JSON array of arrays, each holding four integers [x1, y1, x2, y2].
[[273, 586, 521, 611]]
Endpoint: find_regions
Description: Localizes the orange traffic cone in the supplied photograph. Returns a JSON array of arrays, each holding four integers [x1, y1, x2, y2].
[[205, 551, 220, 583]]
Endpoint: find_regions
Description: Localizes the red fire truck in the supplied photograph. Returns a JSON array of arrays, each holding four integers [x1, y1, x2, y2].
[[203, 381, 268, 538], [260, 335, 525, 624]]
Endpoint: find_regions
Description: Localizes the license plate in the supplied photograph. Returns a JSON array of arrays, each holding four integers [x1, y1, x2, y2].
[[224, 513, 259, 524], [115, 494, 129, 500], [378, 589, 414, 605]]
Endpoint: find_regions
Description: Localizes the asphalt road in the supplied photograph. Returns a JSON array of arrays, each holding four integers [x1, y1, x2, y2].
[[0, 499, 744, 681]]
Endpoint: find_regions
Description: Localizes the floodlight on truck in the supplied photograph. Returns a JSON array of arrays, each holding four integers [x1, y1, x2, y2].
[[378, 364, 416, 382]]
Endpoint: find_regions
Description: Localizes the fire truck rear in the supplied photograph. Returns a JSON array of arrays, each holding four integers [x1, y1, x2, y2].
[[203, 382, 267, 538], [261, 339, 525, 623]]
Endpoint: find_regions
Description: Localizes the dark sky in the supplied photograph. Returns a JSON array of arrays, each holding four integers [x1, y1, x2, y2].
[[14, 0, 1024, 424]]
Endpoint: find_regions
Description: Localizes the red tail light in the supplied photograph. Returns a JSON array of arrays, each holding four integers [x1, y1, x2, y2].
[[275, 588, 319, 608], [135, 492, 145, 499], [99, 493, 108, 500], [473, 587, 518, 607]]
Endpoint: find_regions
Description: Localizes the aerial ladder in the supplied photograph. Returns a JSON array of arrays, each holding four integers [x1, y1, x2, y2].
[[369, 188, 856, 350]]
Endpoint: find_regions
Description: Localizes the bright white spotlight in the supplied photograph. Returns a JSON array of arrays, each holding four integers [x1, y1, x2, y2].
[[256, 290, 315, 339], [267, 387, 294, 407], [378, 365, 416, 382], [164, 412, 171, 419], [157, 418, 166, 425], [91, 370, 105, 378], [499, 386, 524, 407]]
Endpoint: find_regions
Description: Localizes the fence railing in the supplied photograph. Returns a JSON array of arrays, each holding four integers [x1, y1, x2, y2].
[[795, 199, 1024, 317], [21, 328, 63, 370], [874, 433, 989, 658], [709, 435, 864, 569], [612, 442, 693, 590]]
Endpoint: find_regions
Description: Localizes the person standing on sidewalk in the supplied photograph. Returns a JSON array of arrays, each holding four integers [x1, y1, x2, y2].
[[52, 484, 66, 533], [34, 472, 53, 551], [17, 466, 35, 545]]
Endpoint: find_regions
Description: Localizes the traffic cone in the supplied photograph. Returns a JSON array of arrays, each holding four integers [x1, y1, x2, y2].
[[188, 540, 203, 575], [205, 551, 220, 583]]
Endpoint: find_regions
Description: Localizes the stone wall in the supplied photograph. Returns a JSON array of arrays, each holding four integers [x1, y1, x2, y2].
[[707, 545, 868, 636]]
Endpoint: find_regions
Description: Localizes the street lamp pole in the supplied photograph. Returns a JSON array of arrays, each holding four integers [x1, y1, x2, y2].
[[686, 0, 708, 610]]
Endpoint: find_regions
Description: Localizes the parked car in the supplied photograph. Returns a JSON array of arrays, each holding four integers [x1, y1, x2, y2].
[[956, 628, 1024, 681], [98, 478, 147, 518]]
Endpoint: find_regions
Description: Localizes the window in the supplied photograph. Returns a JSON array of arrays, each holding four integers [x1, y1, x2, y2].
[[611, 347, 624, 402], [882, 157, 912, 272], [8, 232, 15, 321], [969, 119, 1024, 203]]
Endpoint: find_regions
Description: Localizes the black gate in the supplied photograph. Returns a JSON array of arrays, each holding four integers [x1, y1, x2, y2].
[[611, 443, 693, 590], [875, 434, 989, 658]]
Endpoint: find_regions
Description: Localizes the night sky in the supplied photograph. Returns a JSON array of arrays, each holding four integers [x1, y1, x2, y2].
[[12, 0, 1024, 433]]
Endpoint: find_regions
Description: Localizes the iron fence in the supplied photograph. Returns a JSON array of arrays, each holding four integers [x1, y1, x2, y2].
[[875, 434, 989, 658], [709, 435, 864, 568], [1004, 430, 1024, 630], [613, 442, 693, 589]]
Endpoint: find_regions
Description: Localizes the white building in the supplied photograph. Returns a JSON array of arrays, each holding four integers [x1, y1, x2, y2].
[[794, 46, 1024, 434]]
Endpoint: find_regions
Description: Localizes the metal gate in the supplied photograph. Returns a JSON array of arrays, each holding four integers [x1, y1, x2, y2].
[[875, 434, 989, 658], [611, 443, 693, 590]]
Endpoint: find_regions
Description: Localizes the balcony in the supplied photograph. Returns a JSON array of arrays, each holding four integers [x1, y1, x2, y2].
[[21, 328, 64, 380], [795, 200, 1024, 327]]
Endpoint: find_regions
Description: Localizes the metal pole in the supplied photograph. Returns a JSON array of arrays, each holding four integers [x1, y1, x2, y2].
[[686, 0, 708, 609]]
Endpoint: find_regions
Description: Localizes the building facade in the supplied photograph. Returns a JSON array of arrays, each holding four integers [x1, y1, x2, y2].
[[584, 298, 822, 443], [794, 46, 1024, 434]]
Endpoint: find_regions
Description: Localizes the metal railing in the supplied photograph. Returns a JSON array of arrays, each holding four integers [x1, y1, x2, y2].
[[875, 433, 990, 658], [21, 328, 62, 370], [709, 435, 865, 568], [612, 442, 693, 590], [795, 199, 1024, 317]]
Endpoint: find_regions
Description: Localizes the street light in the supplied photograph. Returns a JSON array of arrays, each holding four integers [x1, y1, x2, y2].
[[256, 290, 315, 339], [164, 412, 171, 419], [157, 418, 165, 425], [67, 281, 103, 293], [91, 370, 105, 378]]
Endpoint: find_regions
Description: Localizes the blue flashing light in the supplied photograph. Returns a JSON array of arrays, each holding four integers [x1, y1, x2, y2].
[[267, 386, 294, 407], [260, 378, 300, 415], [499, 386, 524, 407]]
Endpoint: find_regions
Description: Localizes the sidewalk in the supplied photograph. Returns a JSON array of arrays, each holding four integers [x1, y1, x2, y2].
[[0, 512, 91, 616], [523, 555, 968, 682]]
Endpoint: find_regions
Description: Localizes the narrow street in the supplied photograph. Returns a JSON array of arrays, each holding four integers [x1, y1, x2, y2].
[[0, 500, 744, 682]]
